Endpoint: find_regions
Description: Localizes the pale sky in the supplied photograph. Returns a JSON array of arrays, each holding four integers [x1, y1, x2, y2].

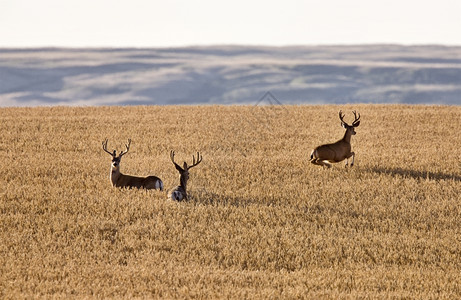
[[1, 0, 460, 47]]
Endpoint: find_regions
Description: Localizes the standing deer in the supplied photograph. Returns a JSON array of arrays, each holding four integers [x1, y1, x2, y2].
[[168, 150, 202, 201], [310, 111, 361, 168], [102, 139, 163, 190]]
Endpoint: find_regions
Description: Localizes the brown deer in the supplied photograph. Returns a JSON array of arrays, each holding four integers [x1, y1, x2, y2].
[[102, 139, 163, 190], [310, 111, 361, 168], [168, 150, 202, 201]]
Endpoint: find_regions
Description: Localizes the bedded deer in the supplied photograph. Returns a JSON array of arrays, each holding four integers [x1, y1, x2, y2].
[[310, 110, 361, 168], [168, 150, 202, 201], [102, 139, 163, 190]]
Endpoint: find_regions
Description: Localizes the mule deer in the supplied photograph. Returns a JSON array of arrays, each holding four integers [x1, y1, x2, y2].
[[102, 139, 163, 190], [310, 111, 361, 168], [168, 150, 202, 201]]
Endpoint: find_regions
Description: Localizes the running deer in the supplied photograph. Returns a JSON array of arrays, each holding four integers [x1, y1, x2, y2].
[[168, 150, 202, 201], [102, 139, 163, 190], [310, 111, 361, 168]]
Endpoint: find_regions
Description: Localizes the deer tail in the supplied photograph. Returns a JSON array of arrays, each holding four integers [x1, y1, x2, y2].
[[310, 149, 316, 161]]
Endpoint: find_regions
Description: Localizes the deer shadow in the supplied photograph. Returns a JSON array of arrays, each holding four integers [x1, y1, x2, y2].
[[369, 166, 461, 182]]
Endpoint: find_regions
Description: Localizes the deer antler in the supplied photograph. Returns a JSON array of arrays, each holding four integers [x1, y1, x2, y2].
[[102, 139, 115, 156], [188, 152, 202, 169], [352, 111, 361, 127], [170, 150, 183, 171], [119, 139, 131, 157], [339, 110, 346, 125], [170, 150, 176, 164]]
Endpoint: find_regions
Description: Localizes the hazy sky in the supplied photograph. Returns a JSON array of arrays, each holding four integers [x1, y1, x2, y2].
[[1, 0, 460, 47]]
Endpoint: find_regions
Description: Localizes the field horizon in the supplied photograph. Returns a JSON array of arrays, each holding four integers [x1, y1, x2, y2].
[[1, 104, 460, 298]]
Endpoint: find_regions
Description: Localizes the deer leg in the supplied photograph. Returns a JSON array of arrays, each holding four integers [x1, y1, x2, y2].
[[350, 152, 355, 167], [310, 158, 321, 165], [344, 152, 355, 167], [311, 158, 327, 167], [323, 161, 332, 168], [310, 158, 331, 168], [319, 160, 332, 168]]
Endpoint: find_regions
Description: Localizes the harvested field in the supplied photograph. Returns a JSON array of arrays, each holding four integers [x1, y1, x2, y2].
[[1, 105, 460, 298]]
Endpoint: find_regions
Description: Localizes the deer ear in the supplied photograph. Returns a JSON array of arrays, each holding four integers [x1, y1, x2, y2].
[[341, 122, 347, 129], [183, 162, 188, 170], [353, 121, 360, 127]]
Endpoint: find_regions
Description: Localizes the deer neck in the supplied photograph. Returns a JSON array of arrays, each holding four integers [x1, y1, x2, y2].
[[111, 167, 121, 186], [179, 173, 188, 192], [342, 129, 352, 144]]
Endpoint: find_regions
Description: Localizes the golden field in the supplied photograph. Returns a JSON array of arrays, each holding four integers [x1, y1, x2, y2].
[[1, 104, 460, 298]]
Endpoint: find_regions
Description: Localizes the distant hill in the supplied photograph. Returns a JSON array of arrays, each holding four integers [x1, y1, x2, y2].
[[1, 45, 460, 106]]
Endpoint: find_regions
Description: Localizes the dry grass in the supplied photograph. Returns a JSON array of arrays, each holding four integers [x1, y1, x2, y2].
[[1, 104, 460, 298]]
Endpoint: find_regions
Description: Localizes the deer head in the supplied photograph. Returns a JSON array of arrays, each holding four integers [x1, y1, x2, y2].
[[170, 150, 202, 182], [102, 139, 131, 171], [339, 110, 360, 135]]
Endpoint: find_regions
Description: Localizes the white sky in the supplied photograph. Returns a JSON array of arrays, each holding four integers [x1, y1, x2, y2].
[[1, 0, 460, 47]]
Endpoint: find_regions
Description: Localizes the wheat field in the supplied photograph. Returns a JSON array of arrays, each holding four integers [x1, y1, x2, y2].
[[1, 105, 460, 298]]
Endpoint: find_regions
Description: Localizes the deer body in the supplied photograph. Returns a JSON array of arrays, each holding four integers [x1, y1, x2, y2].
[[103, 139, 163, 190], [168, 151, 202, 201], [310, 111, 360, 168], [110, 168, 163, 190], [168, 177, 187, 201]]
